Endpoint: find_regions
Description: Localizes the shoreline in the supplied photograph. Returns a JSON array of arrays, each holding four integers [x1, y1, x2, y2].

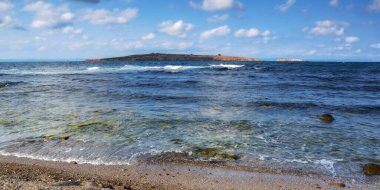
[[0, 154, 379, 190]]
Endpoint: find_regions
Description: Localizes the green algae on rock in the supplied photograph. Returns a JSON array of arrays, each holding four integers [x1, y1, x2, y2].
[[192, 147, 241, 160], [229, 120, 252, 130], [42, 134, 54, 139], [70, 119, 122, 129], [0, 118, 22, 127], [65, 112, 78, 119]]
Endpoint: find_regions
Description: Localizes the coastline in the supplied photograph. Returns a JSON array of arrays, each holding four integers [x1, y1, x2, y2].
[[0, 154, 378, 190]]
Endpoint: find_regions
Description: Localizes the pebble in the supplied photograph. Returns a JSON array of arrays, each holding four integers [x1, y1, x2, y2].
[[329, 181, 345, 188]]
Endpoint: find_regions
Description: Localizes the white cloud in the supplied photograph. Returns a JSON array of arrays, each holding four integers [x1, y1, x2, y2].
[[309, 20, 346, 36], [0, 15, 12, 29], [190, 0, 241, 11], [275, 0, 296, 12], [307, 49, 317, 55], [329, 0, 338, 7], [207, 14, 229, 23], [0, 1, 13, 12], [141, 33, 155, 40], [234, 28, 260, 37], [63, 26, 83, 34], [82, 8, 138, 25], [345, 36, 359, 44], [368, 0, 380, 12], [261, 30, 271, 37], [201, 0, 234, 11], [200, 25, 230, 40], [37, 46, 47, 51], [158, 20, 193, 38], [370, 43, 380, 49], [177, 41, 193, 49], [24, 1, 75, 29], [111, 38, 143, 50]]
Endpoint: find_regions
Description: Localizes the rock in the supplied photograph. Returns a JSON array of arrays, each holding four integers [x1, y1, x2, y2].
[[320, 114, 335, 122], [328, 181, 345, 187], [81, 181, 97, 188], [59, 136, 70, 140], [363, 164, 380, 175], [69, 161, 78, 164], [192, 148, 241, 160]]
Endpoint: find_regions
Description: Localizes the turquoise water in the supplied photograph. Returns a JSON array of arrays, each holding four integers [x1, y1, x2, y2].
[[0, 61, 379, 179]]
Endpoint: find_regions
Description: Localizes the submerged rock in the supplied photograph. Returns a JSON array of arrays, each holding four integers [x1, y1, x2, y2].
[[71, 119, 121, 129], [319, 114, 335, 122], [192, 148, 241, 160], [363, 164, 380, 175], [160, 125, 170, 129], [65, 112, 78, 119], [230, 120, 252, 130], [42, 134, 54, 139]]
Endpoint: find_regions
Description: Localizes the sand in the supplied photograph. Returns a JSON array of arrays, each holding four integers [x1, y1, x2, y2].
[[0, 154, 378, 190]]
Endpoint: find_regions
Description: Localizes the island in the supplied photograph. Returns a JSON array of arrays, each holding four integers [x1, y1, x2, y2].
[[86, 53, 263, 62]]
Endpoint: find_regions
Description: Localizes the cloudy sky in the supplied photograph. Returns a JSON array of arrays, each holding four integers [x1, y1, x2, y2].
[[0, 0, 380, 61]]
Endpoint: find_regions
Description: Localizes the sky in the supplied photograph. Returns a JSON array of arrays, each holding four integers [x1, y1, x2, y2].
[[0, 0, 380, 61]]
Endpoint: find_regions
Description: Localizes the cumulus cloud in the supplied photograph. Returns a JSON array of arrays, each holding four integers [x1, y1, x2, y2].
[[329, 0, 338, 7], [345, 36, 359, 44], [200, 25, 230, 40], [63, 26, 83, 34], [207, 14, 229, 23], [190, 0, 242, 11], [141, 33, 155, 40], [368, 0, 380, 12], [0, 15, 12, 29], [309, 20, 347, 36], [0, 1, 13, 11], [234, 28, 260, 37], [24, 1, 75, 29], [370, 43, 380, 49], [275, 0, 296, 12], [70, 0, 101, 3], [158, 20, 193, 38], [111, 38, 143, 49], [177, 41, 193, 49], [261, 30, 271, 37], [82, 8, 138, 25]]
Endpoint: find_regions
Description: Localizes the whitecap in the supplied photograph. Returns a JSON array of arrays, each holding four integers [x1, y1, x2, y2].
[[87, 67, 100, 71], [209, 64, 244, 69], [314, 159, 337, 175]]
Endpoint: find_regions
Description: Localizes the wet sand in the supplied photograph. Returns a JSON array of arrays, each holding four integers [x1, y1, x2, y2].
[[0, 154, 378, 190]]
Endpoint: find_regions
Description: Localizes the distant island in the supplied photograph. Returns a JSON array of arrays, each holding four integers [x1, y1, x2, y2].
[[86, 53, 263, 62]]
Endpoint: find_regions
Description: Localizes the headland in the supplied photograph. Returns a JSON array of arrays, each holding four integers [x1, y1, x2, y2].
[[86, 53, 263, 62]]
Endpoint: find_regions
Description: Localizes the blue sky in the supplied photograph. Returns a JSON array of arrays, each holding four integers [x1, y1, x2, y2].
[[0, 0, 380, 61]]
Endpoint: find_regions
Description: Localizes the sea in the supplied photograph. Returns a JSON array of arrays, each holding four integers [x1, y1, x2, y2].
[[0, 61, 379, 181]]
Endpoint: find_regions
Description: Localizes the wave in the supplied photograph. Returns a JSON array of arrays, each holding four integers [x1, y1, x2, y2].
[[87, 66, 100, 71], [210, 64, 244, 69], [0, 64, 245, 75]]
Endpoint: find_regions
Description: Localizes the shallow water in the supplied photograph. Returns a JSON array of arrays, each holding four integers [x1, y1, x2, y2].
[[0, 61, 379, 180]]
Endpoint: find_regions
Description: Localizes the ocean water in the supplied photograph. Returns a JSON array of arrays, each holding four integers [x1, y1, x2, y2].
[[0, 61, 379, 179]]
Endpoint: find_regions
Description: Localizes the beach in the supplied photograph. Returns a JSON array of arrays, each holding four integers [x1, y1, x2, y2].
[[1, 154, 379, 190], [1, 61, 380, 189]]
